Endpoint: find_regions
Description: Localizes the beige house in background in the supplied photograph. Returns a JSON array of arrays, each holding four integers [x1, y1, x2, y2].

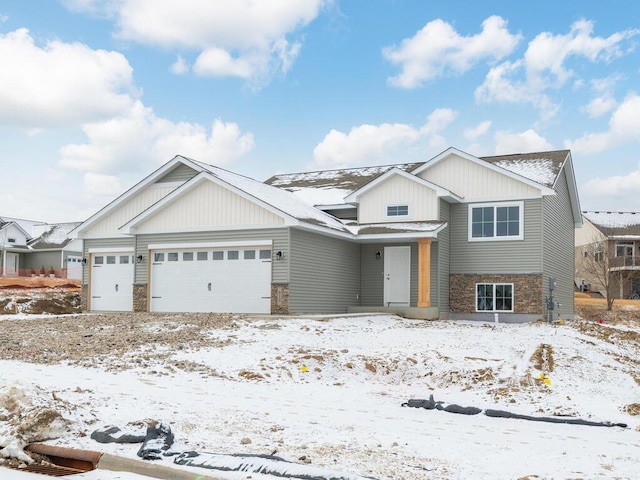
[[575, 211, 640, 299]]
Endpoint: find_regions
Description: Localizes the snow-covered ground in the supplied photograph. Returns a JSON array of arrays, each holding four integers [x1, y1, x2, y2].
[[1, 314, 639, 479]]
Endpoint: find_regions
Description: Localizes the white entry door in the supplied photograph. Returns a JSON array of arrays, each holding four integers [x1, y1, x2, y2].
[[383, 246, 410, 306], [90, 253, 134, 311], [150, 246, 272, 314], [5, 252, 18, 276]]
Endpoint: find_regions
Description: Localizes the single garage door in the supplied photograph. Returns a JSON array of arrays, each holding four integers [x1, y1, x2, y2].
[[90, 253, 134, 311], [150, 246, 272, 313]]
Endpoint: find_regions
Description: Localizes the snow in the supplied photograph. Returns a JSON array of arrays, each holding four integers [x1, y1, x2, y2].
[[32, 223, 80, 246], [494, 158, 557, 187], [284, 187, 353, 208], [584, 211, 640, 229], [1, 315, 639, 480], [352, 222, 444, 234]]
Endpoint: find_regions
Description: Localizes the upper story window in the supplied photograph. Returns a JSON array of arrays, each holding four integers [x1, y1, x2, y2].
[[387, 205, 409, 217], [615, 242, 633, 257], [7, 238, 16, 243], [469, 202, 524, 241], [594, 242, 604, 262]]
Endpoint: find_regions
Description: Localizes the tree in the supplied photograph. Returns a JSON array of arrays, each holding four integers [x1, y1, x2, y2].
[[578, 239, 633, 311]]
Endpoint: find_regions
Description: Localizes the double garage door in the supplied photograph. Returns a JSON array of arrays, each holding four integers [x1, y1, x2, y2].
[[150, 246, 272, 314], [90, 245, 272, 314]]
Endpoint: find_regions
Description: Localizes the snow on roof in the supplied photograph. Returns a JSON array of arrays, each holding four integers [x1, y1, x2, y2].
[[352, 221, 445, 235], [481, 150, 568, 187], [188, 159, 352, 233], [28, 222, 82, 249], [265, 163, 424, 205], [583, 211, 640, 236]]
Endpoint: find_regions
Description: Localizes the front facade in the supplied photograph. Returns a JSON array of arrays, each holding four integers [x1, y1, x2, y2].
[[72, 147, 581, 321], [575, 211, 640, 299]]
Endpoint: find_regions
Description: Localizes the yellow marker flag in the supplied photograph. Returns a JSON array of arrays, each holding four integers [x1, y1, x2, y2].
[[300, 364, 308, 372]]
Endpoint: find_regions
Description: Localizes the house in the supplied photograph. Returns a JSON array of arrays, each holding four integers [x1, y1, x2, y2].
[[0, 216, 83, 279], [71, 147, 581, 322], [575, 211, 640, 299]]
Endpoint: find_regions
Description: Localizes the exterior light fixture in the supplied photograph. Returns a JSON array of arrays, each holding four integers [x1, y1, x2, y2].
[[81, 258, 87, 265], [375, 251, 382, 260], [136, 254, 144, 263], [276, 251, 283, 260]]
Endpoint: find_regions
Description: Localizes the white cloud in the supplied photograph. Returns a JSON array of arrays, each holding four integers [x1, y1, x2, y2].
[[170, 55, 189, 75], [383, 15, 521, 89], [463, 120, 492, 141], [59, 101, 255, 174], [565, 93, 640, 154], [0, 13, 8, 23], [494, 129, 554, 154], [69, 0, 325, 84], [0, 28, 136, 127], [84, 172, 123, 196], [312, 108, 457, 169], [476, 20, 638, 118], [581, 96, 617, 118], [581, 165, 640, 211]]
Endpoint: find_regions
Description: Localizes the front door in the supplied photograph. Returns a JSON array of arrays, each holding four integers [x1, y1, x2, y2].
[[383, 246, 410, 306], [5, 252, 18, 276]]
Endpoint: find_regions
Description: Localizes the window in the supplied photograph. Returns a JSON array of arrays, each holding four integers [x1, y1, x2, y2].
[[119, 256, 129, 264], [259, 249, 271, 260], [197, 252, 208, 261], [594, 243, 604, 262], [168, 252, 178, 262], [94, 256, 104, 265], [7, 238, 15, 243], [244, 250, 256, 260], [183, 252, 194, 261], [212, 251, 224, 260], [227, 250, 239, 260], [476, 283, 514, 312], [154, 252, 164, 263], [469, 203, 523, 241], [582, 245, 588, 258], [106, 256, 116, 264], [616, 242, 633, 257], [387, 205, 409, 217]]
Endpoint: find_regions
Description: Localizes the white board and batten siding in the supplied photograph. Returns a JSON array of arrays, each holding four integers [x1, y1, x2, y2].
[[419, 154, 541, 199], [133, 181, 285, 233], [83, 185, 178, 237], [358, 174, 439, 224]]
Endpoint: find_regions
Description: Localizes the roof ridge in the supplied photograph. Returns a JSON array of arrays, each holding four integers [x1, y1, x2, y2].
[[481, 149, 569, 160], [266, 161, 424, 178]]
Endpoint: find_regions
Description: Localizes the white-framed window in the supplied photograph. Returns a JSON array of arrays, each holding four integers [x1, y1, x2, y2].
[[7, 238, 15, 243], [594, 242, 604, 262], [469, 202, 524, 241], [476, 283, 514, 312], [153, 252, 164, 263], [582, 245, 588, 258], [386, 205, 409, 217], [615, 242, 633, 257]]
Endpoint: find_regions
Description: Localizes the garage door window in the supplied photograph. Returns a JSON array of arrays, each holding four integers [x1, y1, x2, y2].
[[183, 252, 194, 261], [120, 256, 130, 264], [94, 256, 104, 265], [212, 251, 223, 260], [228, 250, 239, 260], [197, 252, 208, 261], [168, 253, 178, 262], [154, 252, 164, 262], [244, 250, 256, 260], [107, 256, 116, 264], [259, 249, 271, 260]]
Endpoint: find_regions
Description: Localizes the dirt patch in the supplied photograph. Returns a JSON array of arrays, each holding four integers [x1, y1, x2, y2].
[[530, 344, 554, 372], [0, 291, 81, 315], [623, 403, 640, 416], [0, 277, 80, 289]]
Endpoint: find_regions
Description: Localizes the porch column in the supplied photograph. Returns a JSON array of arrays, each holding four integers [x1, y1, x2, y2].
[[417, 238, 431, 307]]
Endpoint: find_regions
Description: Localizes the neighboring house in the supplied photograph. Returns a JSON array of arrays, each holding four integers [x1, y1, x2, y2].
[[71, 147, 581, 321], [575, 211, 640, 299], [0, 216, 83, 279]]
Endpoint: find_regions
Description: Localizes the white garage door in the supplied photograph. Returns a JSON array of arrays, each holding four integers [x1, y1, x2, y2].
[[90, 253, 134, 311], [150, 246, 272, 314], [66, 256, 82, 280]]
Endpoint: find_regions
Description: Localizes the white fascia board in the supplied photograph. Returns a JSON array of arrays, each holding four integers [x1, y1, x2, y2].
[[119, 172, 294, 234], [558, 153, 583, 227], [148, 240, 273, 250], [344, 167, 457, 202], [462, 193, 549, 203], [316, 203, 357, 210], [356, 229, 444, 242], [72, 155, 203, 236], [76, 233, 133, 240], [292, 221, 356, 241], [413, 147, 556, 196], [87, 247, 134, 253]]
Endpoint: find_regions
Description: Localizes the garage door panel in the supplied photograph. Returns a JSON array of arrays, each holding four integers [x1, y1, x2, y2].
[[91, 253, 134, 311], [150, 246, 271, 314]]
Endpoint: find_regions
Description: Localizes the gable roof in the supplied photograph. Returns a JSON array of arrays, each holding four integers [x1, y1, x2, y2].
[[583, 211, 640, 238], [0, 219, 33, 240], [344, 167, 462, 203], [480, 150, 569, 188], [119, 156, 352, 235], [264, 162, 423, 206]]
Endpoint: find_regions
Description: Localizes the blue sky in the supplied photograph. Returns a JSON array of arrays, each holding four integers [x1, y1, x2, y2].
[[1, 0, 640, 222]]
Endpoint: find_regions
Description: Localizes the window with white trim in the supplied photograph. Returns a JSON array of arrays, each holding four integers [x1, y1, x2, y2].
[[594, 242, 604, 262], [476, 283, 514, 312], [615, 241, 633, 257], [387, 205, 409, 217], [469, 202, 523, 241]]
